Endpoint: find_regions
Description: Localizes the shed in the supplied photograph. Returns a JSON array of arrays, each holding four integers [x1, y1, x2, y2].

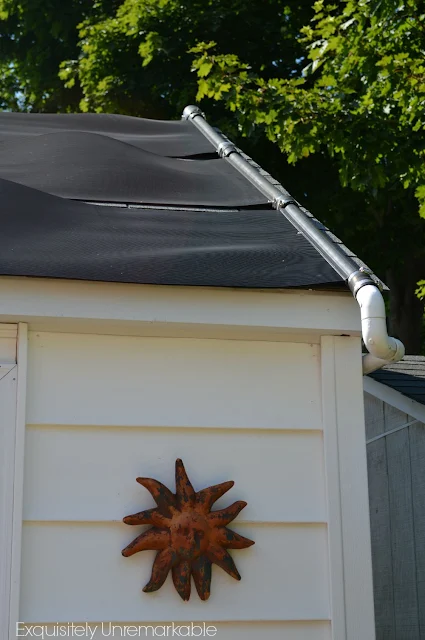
[[364, 359, 425, 639], [0, 108, 397, 640]]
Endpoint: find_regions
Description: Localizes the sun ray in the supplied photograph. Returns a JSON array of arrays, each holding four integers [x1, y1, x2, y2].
[[121, 528, 170, 557], [214, 526, 255, 549], [143, 548, 176, 593], [206, 544, 241, 581], [123, 507, 157, 526], [123, 508, 171, 528], [175, 459, 195, 509], [172, 559, 191, 601], [192, 556, 212, 601], [206, 500, 247, 527], [196, 481, 234, 512], [136, 477, 177, 516]]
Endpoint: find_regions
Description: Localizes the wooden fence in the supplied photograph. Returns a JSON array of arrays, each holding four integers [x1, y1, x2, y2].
[[364, 391, 425, 639]]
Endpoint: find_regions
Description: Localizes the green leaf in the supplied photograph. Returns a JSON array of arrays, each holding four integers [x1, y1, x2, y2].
[[198, 62, 213, 77]]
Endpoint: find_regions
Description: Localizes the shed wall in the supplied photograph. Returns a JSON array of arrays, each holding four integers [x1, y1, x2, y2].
[[21, 331, 331, 638], [364, 391, 425, 640]]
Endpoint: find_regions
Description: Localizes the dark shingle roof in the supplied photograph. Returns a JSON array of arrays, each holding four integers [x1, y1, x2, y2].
[[369, 356, 425, 406]]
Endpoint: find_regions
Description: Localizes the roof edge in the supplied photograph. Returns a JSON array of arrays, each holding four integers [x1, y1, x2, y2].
[[364, 375, 425, 424]]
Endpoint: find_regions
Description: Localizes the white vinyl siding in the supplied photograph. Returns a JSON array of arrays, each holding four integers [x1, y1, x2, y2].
[[23, 426, 327, 523], [26, 332, 322, 430], [21, 523, 329, 622], [20, 330, 330, 636]]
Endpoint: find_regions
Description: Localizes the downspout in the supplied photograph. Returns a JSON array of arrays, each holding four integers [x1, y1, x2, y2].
[[182, 105, 405, 374]]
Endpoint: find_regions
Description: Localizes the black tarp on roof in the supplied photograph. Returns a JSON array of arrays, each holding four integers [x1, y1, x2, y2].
[[0, 112, 215, 156], [0, 178, 343, 289], [0, 129, 267, 207], [0, 112, 346, 290]]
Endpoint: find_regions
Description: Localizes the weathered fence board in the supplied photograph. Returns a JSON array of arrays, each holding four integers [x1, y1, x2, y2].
[[367, 438, 395, 640], [410, 422, 425, 638]]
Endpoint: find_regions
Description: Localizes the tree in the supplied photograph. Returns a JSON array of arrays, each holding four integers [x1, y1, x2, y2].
[[57, 0, 314, 121], [1, 0, 424, 350], [0, 0, 95, 111], [191, 0, 425, 352]]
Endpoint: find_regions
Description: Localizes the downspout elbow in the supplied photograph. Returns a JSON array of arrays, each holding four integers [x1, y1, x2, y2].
[[355, 284, 405, 374]]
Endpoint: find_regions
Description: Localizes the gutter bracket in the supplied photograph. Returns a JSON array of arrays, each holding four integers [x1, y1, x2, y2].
[[217, 141, 237, 158], [274, 195, 299, 209]]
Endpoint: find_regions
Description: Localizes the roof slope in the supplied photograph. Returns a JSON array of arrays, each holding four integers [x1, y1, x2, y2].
[[369, 356, 425, 405], [0, 111, 374, 291]]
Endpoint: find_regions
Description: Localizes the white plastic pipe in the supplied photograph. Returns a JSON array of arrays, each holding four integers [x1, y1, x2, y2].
[[356, 284, 405, 374]]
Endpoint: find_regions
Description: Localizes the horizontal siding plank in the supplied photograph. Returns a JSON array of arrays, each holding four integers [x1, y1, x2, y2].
[[18, 622, 332, 639], [23, 427, 326, 523], [27, 332, 321, 430], [20, 523, 330, 622]]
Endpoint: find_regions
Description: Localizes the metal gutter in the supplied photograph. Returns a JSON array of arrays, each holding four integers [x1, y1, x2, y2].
[[182, 104, 405, 373]]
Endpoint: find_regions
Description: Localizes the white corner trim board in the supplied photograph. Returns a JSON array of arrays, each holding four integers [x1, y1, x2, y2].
[[321, 336, 376, 640], [320, 337, 346, 640], [0, 366, 17, 640], [363, 375, 425, 425], [0, 323, 28, 640], [9, 324, 28, 640]]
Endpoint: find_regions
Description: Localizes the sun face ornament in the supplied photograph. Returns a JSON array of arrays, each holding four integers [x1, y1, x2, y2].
[[121, 459, 254, 601]]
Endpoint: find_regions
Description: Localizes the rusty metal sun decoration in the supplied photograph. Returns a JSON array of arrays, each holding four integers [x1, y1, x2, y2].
[[121, 459, 254, 601]]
